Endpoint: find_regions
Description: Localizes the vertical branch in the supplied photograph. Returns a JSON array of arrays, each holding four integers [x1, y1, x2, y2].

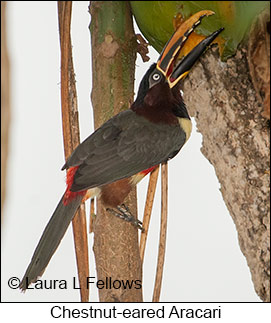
[[89, 1, 142, 302], [152, 162, 168, 302], [89, 198, 95, 233], [1, 1, 10, 218], [139, 166, 160, 261], [57, 1, 89, 302]]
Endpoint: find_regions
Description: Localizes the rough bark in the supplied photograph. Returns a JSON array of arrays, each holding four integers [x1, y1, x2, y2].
[[89, 1, 142, 302], [183, 44, 270, 301], [1, 1, 11, 217]]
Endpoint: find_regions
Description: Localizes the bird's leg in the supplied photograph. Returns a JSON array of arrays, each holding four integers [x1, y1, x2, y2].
[[107, 204, 144, 231]]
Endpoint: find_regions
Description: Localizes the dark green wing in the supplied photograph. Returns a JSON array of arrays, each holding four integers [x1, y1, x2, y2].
[[63, 110, 186, 191]]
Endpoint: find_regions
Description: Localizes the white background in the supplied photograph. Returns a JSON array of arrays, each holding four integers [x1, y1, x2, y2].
[[1, 303, 271, 322], [2, 1, 260, 302]]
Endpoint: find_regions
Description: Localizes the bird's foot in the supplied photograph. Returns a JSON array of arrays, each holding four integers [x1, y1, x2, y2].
[[107, 204, 144, 231]]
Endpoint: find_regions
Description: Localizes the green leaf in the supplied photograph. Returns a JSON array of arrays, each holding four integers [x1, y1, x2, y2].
[[130, 1, 269, 60]]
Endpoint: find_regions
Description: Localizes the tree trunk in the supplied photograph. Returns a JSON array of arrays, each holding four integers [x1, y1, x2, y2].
[[183, 41, 270, 301], [1, 1, 11, 218], [89, 1, 142, 302]]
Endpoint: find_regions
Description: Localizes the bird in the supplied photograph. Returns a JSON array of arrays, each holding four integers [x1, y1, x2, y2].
[[20, 10, 223, 290]]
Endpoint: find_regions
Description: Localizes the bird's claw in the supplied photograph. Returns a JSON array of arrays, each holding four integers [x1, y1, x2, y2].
[[107, 204, 144, 231]]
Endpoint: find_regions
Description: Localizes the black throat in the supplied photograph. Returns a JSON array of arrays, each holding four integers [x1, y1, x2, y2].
[[131, 63, 190, 124]]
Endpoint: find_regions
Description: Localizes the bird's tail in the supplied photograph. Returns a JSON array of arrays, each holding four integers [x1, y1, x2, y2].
[[19, 193, 83, 291]]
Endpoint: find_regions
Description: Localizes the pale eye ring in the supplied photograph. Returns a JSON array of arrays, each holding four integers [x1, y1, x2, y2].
[[152, 73, 161, 81]]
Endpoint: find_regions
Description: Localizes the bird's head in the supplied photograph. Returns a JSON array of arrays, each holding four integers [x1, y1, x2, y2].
[[133, 10, 223, 110]]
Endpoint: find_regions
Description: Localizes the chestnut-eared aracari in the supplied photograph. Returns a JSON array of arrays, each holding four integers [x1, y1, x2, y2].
[[20, 11, 223, 290]]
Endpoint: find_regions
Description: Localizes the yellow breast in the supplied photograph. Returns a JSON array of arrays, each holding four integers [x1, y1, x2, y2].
[[178, 117, 192, 142]]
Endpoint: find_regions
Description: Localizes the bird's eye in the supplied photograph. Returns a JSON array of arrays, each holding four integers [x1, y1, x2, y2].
[[152, 73, 161, 81]]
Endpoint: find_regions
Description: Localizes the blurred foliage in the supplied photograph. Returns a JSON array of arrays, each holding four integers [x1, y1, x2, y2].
[[130, 1, 269, 60]]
